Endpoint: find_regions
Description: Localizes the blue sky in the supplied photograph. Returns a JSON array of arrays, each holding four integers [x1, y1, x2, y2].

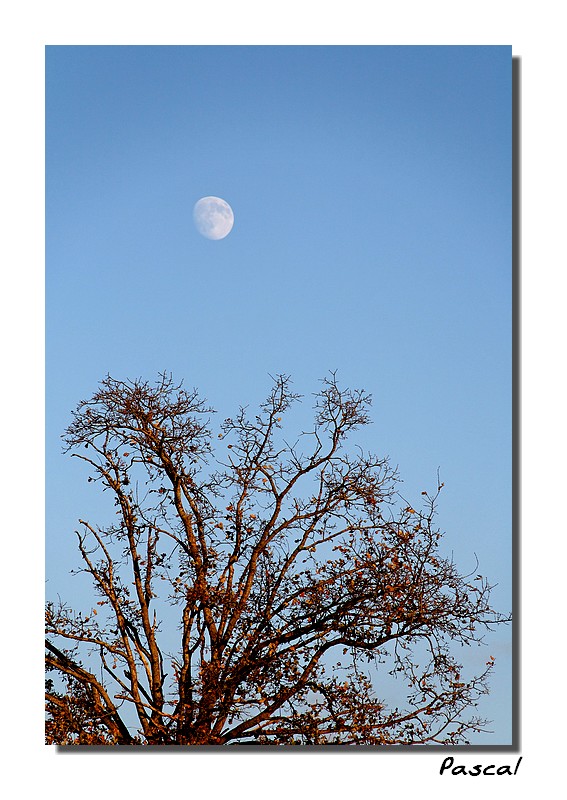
[[46, 45, 512, 743]]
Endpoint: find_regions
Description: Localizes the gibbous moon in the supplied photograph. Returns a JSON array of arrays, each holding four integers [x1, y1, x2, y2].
[[193, 196, 234, 240]]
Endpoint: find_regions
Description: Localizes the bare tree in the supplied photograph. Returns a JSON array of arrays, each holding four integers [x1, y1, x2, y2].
[[46, 372, 509, 745]]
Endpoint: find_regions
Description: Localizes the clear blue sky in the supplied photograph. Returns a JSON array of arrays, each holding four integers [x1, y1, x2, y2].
[[46, 45, 512, 743]]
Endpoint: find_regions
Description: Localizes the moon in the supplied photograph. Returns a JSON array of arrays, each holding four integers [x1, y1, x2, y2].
[[193, 196, 234, 240]]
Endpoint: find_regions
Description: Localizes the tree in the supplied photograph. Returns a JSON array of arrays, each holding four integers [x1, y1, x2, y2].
[[46, 372, 509, 745]]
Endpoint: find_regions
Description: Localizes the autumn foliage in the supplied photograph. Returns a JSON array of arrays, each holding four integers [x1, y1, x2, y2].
[[46, 373, 508, 745]]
